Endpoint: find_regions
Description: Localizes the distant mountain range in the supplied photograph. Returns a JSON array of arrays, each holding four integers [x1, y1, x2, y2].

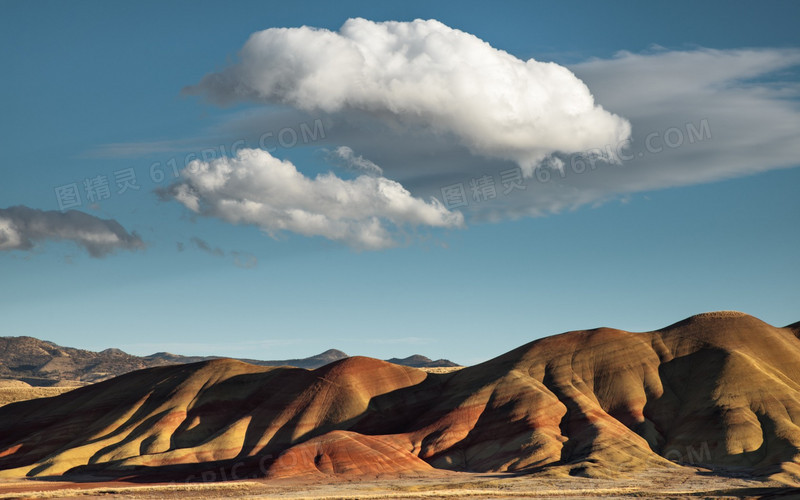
[[0, 336, 459, 386]]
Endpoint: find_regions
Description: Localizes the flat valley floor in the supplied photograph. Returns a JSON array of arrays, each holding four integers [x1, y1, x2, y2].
[[0, 467, 796, 499]]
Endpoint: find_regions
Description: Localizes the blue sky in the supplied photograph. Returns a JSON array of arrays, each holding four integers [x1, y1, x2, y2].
[[1, 1, 798, 365]]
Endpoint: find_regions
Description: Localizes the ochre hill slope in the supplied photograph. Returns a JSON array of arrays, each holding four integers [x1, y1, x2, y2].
[[0, 311, 798, 485]]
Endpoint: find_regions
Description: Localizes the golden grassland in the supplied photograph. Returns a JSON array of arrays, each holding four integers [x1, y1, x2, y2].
[[417, 366, 463, 374], [0, 387, 79, 407]]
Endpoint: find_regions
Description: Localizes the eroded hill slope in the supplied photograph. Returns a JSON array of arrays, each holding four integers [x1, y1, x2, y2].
[[0, 311, 798, 484]]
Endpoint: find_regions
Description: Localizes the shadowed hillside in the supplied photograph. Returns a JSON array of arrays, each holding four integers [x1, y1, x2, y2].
[[0, 311, 798, 486]]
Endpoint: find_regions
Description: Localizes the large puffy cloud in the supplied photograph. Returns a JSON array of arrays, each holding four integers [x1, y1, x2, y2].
[[0, 206, 145, 257], [186, 18, 630, 173], [166, 148, 463, 250]]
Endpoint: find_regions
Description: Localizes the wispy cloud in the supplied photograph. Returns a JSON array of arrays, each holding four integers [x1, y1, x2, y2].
[[190, 236, 224, 257], [81, 138, 211, 159], [231, 251, 258, 269], [181, 236, 258, 268]]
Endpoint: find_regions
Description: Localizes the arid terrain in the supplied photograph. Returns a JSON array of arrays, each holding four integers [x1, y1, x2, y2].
[[0, 311, 799, 498]]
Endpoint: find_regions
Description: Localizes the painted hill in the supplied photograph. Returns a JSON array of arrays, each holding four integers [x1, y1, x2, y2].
[[0, 338, 456, 386], [0, 311, 798, 486]]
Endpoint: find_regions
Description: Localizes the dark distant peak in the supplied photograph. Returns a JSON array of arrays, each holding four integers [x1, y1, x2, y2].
[[388, 354, 432, 364], [386, 354, 460, 368], [143, 352, 216, 365], [144, 352, 179, 360], [100, 348, 128, 356], [310, 349, 349, 361], [786, 321, 800, 339], [240, 349, 350, 370]]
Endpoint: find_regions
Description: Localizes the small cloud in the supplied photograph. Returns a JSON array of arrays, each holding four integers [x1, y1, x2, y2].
[[0, 205, 144, 258], [232, 251, 258, 269], [190, 236, 224, 257], [326, 146, 383, 176], [187, 235, 257, 268]]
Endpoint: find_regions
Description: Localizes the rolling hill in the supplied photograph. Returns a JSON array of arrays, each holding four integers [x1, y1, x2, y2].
[[0, 311, 798, 486]]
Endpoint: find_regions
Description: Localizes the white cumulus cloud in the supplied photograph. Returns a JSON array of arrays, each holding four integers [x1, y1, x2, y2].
[[166, 148, 463, 250], [186, 18, 630, 174]]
